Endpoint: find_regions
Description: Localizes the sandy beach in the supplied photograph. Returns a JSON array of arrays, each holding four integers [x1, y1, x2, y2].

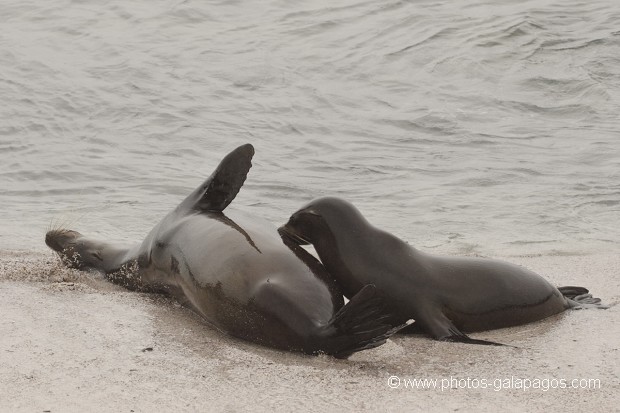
[[1, 250, 618, 412]]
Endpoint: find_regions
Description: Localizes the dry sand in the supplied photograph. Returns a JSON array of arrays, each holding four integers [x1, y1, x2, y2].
[[1, 250, 618, 412]]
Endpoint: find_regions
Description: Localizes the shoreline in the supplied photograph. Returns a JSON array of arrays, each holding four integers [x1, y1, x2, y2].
[[1, 250, 618, 412]]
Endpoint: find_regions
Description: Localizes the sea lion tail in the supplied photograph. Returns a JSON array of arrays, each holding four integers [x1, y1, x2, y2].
[[558, 286, 609, 309], [318, 284, 412, 359]]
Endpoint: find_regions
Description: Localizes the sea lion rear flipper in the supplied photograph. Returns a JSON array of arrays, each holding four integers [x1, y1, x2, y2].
[[179, 143, 255, 213], [558, 285, 609, 309]]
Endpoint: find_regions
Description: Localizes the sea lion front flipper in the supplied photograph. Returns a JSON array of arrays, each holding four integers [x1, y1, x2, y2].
[[425, 310, 505, 346], [179, 143, 255, 213], [442, 330, 505, 346]]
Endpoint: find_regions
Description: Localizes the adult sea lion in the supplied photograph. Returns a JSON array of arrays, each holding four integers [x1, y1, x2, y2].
[[45, 146, 404, 358], [279, 197, 606, 345]]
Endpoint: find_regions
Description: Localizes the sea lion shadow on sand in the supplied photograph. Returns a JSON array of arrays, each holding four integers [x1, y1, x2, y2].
[[279, 197, 608, 346], [45, 144, 409, 359]]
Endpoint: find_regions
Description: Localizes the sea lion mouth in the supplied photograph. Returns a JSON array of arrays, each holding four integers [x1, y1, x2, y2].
[[277, 225, 311, 246]]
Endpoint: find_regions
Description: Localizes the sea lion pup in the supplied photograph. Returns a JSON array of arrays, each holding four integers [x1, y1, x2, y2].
[[46, 145, 406, 358], [279, 197, 607, 345]]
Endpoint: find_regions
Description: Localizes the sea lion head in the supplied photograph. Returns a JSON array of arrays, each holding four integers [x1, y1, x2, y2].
[[45, 229, 103, 269], [278, 197, 364, 247]]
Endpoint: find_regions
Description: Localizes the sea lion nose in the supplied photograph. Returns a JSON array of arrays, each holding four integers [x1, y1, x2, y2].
[[45, 229, 81, 252], [45, 231, 61, 251]]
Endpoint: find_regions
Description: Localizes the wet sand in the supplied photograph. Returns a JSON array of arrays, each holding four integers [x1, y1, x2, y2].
[[1, 251, 618, 412]]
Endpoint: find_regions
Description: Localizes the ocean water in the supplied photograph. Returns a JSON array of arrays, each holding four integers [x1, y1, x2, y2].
[[1, 0, 619, 256]]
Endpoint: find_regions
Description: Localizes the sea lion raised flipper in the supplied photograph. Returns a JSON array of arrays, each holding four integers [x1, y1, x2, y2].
[[179, 143, 254, 213]]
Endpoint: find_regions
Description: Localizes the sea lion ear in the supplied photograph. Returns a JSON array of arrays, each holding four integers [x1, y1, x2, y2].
[[180, 144, 255, 213], [304, 209, 321, 217]]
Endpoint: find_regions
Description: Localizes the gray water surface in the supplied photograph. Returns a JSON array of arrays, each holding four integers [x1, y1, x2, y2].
[[1, 0, 619, 256]]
